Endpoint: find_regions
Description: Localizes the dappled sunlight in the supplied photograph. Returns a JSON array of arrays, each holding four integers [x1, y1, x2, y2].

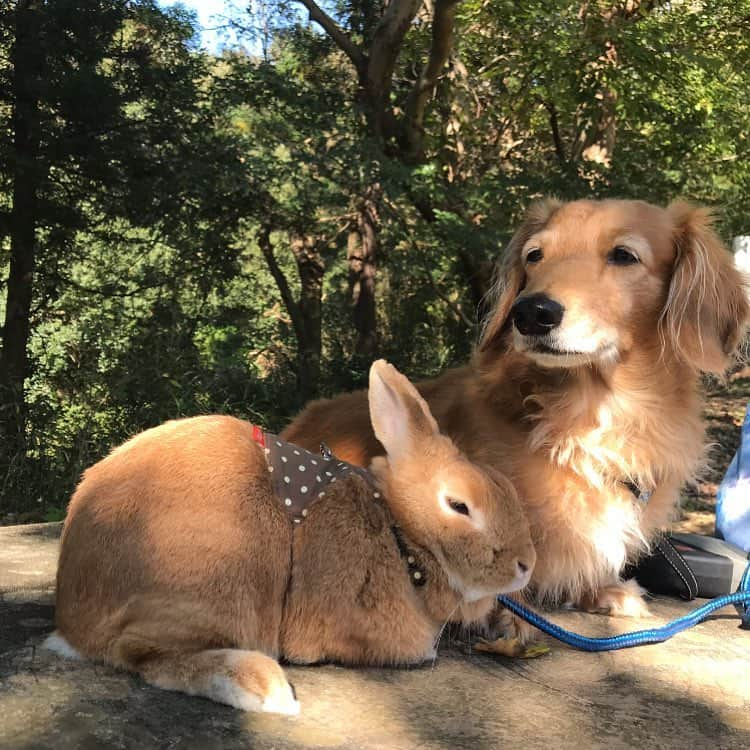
[[1, 597, 749, 747], [512, 600, 750, 730], [0, 674, 77, 746], [243, 665, 438, 747], [3, 520, 750, 747]]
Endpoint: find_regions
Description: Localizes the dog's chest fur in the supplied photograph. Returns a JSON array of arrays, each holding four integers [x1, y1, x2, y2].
[[476, 361, 705, 603]]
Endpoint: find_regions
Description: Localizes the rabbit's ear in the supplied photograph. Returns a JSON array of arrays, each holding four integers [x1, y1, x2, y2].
[[368, 360, 439, 459]]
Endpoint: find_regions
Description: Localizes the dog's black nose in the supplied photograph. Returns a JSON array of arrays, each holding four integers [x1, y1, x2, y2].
[[512, 294, 564, 336]]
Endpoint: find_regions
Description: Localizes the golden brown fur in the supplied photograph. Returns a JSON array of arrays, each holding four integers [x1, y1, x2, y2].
[[283, 200, 749, 621], [48, 361, 534, 713]]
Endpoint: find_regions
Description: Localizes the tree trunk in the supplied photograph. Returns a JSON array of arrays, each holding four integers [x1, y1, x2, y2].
[[258, 226, 324, 403], [572, 1, 666, 167], [289, 232, 324, 401], [296, 1, 463, 360], [572, 56, 617, 167], [455, 247, 494, 318], [1, 1, 42, 453], [347, 189, 380, 357], [402, 0, 460, 162]]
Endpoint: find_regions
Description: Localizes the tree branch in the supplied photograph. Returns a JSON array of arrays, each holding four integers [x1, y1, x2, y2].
[[372, 0, 423, 51], [257, 224, 305, 344], [403, 0, 461, 160], [542, 99, 567, 167], [366, 0, 422, 118], [295, 0, 366, 74]]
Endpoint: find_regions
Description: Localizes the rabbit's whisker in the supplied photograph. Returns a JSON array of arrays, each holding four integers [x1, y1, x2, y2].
[[431, 602, 461, 670]]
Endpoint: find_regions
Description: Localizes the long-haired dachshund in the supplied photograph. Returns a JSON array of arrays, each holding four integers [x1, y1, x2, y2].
[[283, 199, 748, 634]]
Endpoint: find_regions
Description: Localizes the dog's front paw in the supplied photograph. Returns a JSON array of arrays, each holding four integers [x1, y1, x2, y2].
[[579, 579, 650, 618], [482, 598, 540, 645], [474, 636, 550, 659]]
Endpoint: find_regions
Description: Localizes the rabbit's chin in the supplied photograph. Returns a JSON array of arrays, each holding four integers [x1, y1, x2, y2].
[[461, 569, 532, 602], [434, 547, 531, 603]]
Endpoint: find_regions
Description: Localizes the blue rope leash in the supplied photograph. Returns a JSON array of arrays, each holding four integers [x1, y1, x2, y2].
[[497, 562, 750, 652], [739, 561, 750, 621]]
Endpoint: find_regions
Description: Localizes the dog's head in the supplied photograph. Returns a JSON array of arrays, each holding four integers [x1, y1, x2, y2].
[[479, 199, 749, 373]]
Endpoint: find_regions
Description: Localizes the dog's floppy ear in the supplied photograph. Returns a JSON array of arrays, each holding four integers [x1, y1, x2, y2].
[[478, 198, 562, 352], [661, 202, 749, 373]]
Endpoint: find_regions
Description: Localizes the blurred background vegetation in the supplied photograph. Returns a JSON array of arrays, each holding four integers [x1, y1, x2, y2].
[[2, 0, 749, 520]]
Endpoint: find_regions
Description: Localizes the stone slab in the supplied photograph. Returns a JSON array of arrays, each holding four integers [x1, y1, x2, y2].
[[0, 523, 748, 750]]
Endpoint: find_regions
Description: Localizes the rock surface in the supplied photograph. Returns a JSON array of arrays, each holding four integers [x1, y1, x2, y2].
[[1, 522, 748, 750]]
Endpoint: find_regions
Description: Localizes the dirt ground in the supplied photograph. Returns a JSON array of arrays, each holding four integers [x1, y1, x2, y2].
[[675, 372, 749, 534], [3, 522, 750, 748]]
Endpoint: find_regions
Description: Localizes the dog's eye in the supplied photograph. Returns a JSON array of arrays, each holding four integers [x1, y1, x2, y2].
[[448, 499, 471, 516], [608, 246, 640, 266], [525, 248, 543, 264]]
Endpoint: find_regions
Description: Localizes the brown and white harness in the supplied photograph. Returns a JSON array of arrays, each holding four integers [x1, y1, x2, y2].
[[251, 425, 378, 523], [250, 425, 427, 586]]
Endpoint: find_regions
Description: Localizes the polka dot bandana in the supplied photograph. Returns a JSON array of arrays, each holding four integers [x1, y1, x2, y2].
[[253, 429, 376, 524]]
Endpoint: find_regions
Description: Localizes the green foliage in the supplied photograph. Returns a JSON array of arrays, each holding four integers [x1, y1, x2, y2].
[[2, 0, 750, 519]]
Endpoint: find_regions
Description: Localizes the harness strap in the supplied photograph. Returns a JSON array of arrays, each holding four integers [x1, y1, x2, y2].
[[251, 425, 428, 591], [622, 480, 698, 598], [390, 525, 427, 587]]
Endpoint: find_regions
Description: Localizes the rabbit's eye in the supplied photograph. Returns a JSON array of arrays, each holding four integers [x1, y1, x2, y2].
[[448, 499, 470, 516]]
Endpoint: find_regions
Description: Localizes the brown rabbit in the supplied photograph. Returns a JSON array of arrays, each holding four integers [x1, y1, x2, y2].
[[45, 360, 535, 715]]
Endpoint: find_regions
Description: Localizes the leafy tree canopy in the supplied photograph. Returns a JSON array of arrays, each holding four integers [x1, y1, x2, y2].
[[1, 0, 749, 518]]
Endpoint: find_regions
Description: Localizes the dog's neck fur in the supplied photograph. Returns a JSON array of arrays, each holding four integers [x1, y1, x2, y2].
[[474, 339, 705, 494], [471, 340, 706, 603]]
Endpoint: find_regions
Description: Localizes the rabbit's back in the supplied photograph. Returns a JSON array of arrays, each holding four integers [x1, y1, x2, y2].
[[54, 415, 293, 661]]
